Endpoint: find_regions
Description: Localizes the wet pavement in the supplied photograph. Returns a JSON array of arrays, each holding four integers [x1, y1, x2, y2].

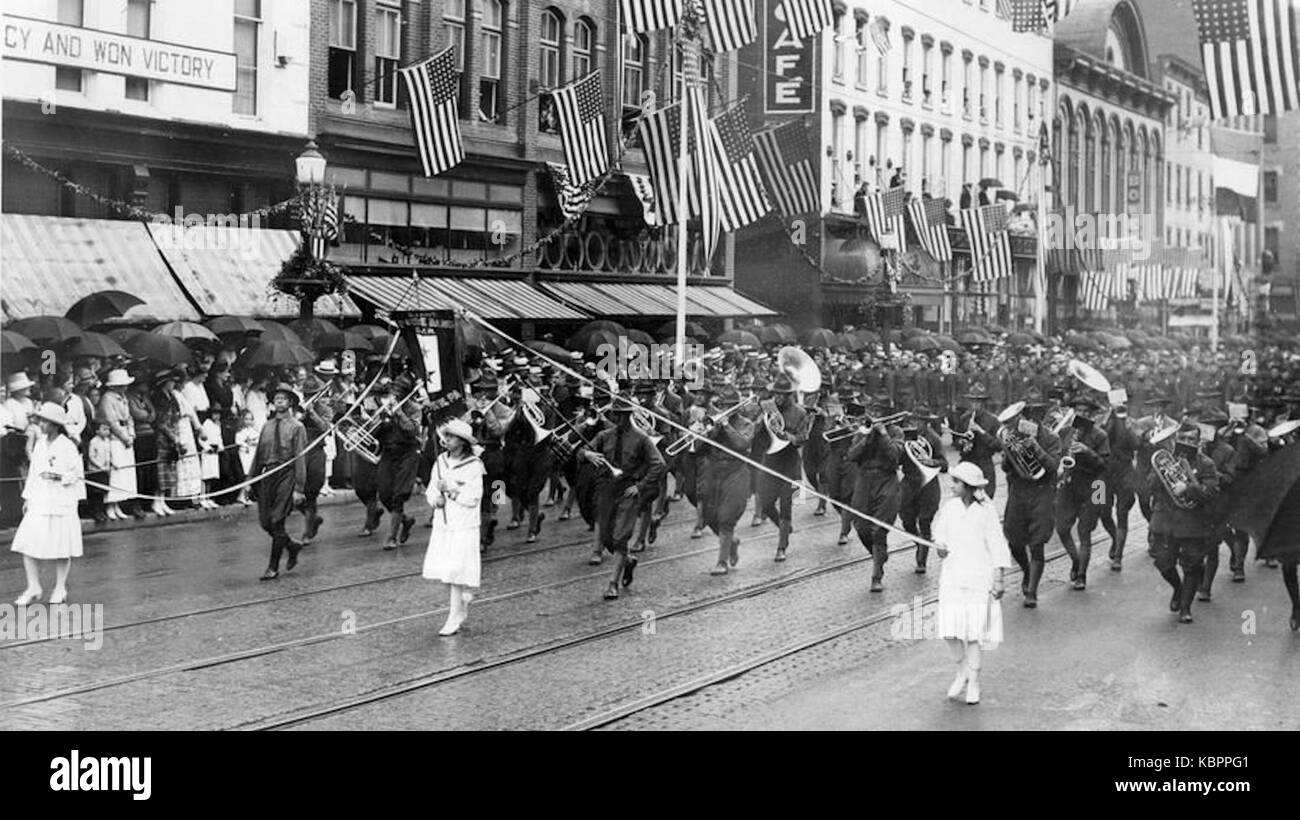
[[2, 470, 1293, 731]]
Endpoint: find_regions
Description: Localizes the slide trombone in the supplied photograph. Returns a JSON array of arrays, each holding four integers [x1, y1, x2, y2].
[[664, 396, 757, 457], [822, 410, 909, 443]]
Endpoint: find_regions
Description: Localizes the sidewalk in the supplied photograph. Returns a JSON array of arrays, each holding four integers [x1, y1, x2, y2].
[[733, 556, 1300, 731]]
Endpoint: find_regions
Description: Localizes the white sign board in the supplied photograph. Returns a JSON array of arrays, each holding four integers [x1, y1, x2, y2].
[[2, 15, 237, 91]]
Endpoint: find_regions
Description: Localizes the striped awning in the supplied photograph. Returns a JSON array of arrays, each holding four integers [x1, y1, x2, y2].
[[538, 281, 777, 318], [1, 214, 201, 323], [345, 275, 588, 320], [146, 224, 360, 319]]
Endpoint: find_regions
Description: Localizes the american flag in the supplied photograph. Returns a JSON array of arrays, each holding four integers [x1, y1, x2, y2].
[[626, 172, 662, 228], [869, 16, 891, 55], [864, 186, 908, 252], [1079, 272, 1110, 312], [300, 188, 339, 259], [703, 0, 758, 53], [553, 72, 609, 187], [1007, 0, 1050, 32], [544, 162, 597, 221], [781, 0, 834, 42], [637, 91, 719, 243], [687, 87, 721, 263], [961, 204, 1013, 282], [752, 121, 818, 217], [706, 103, 771, 231], [907, 196, 953, 262], [1193, 0, 1300, 120], [1044, 0, 1078, 24], [621, 0, 683, 34], [399, 48, 464, 178]]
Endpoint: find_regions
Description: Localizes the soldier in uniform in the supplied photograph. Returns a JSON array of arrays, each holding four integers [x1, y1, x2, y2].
[[1098, 395, 1141, 571], [351, 379, 386, 537], [848, 394, 904, 592], [296, 361, 338, 544], [697, 386, 756, 575], [1146, 425, 1220, 624], [1054, 395, 1112, 590], [469, 371, 509, 548], [953, 383, 1003, 499], [753, 375, 810, 562], [999, 387, 1061, 607], [802, 388, 830, 516], [826, 389, 862, 546], [1198, 405, 1240, 600], [1132, 395, 1176, 527], [250, 384, 307, 580], [373, 379, 422, 550], [899, 405, 947, 574]]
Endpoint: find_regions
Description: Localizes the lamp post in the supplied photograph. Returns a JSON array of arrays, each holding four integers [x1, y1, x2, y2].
[[279, 140, 336, 323]]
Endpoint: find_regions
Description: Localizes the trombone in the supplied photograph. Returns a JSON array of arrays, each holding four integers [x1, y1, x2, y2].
[[822, 411, 909, 443], [664, 396, 757, 457]]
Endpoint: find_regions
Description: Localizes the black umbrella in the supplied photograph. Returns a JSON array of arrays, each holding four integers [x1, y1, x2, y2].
[[257, 321, 305, 346], [289, 317, 341, 344], [205, 316, 266, 337], [65, 290, 144, 328], [238, 340, 315, 369], [656, 320, 710, 339], [1, 331, 35, 358], [106, 327, 148, 346], [63, 331, 128, 359], [315, 329, 372, 352], [9, 316, 82, 345], [122, 332, 194, 367]]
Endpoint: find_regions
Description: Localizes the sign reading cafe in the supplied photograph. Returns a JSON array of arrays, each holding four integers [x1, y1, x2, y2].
[[764, 0, 814, 114], [2, 14, 236, 92]]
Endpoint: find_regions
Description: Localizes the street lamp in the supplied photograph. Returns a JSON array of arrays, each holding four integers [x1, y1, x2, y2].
[[295, 140, 327, 186]]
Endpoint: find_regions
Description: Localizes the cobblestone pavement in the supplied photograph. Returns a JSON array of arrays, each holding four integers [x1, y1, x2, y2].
[[3, 470, 1291, 731]]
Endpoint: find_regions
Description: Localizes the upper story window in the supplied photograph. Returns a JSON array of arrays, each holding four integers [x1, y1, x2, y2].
[[921, 41, 933, 106], [832, 10, 845, 81], [232, 0, 260, 114], [574, 19, 595, 77], [901, 37, 913, 102], [541, 9, 564, 88], [328, 0, 358, 101], [622, 32, 646, 107], [375, 1, 402, 107], [444, 0, 470, 117], [126, 0, 151, 101], [941, 51, 951, 108], [55, 0, 83, 92], [856, 18, 869, 87], [480, 0, 505, 122]]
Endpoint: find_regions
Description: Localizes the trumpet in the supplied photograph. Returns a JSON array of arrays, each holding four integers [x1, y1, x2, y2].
[[664, 397, 756, 456]]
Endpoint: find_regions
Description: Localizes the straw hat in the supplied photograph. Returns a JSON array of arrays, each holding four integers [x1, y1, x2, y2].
[[438, 418, 477, 447], [950, 461, 988, 488]]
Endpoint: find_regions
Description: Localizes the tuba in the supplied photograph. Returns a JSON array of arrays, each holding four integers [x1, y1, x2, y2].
[[1151, 449, 1200, 510], [904, 437, 941, 485], [631, 406, 662, 446]]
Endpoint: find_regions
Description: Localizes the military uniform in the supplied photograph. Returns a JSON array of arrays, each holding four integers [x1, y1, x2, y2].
[[1146, 432, 1220, 623], [898, 415, 946, 571], [848, 407, 903, 592], [1000, 392, 1062, 607], [1054, 398, 1111, 589]]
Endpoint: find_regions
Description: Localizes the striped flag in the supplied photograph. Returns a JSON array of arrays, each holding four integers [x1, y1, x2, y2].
[[300, 188, 339, 259], [752, 121, 819, 216], [544, 162, 597, 221], [864, 186, 908, 252], [1044, 0, 1078, 23], [781, 0, 834, 42], [703, 0, 758, 53], [869, 16, 892, 55], [553, 72, 610, 187], [907, 196, 953, 262], [621, 0, 682, 34], [1193, 0, 1300, 120], [706, 103, 771, 232], [626, 172, 662, 228], [638, 102, 689, 225], [962, 204, 1013, 282], [1007, 0, 1050, 32], [687, 87, 721, 263], [399, 48, 464, 177], [1079, 272, 1110, 312]]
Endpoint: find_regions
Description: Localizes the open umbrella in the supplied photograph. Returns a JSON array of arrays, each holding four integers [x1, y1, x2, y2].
[[900, 327, 930, 340], [656, 320, 709, 339], [315, 329, 371, 352], [1064, 332, 1099, 352], [569, 320, 627, 352], [576, 329, 622, 358], [932, 334, 962, 352], [63, 331, 128, 359], [525, 339, 570, 361], [238, 340, 315, 370], [154, 321, 219, 343], [1, 331, 35, 357], [803, 328, 841, 349], [9, 316, 82, 345], [1005, 332, 1037, 348], [840, 333, 865, 351], [755, 325, 795, 346], [1107, 334, 1132, 350], [106, 327, 148, 346], [717, 329, 761, 348], [289, 317, 341, 343], [958, 330, 993, 346], [65, 290, 144, 328], [853, 329, 880, 345], [624, 329, 656, 347], [257, 321, 304, 346], [457, 321, 507, 354], [205, 316, 265, 337], [902, 335, 939, 352], [122, 332, 194, 367]]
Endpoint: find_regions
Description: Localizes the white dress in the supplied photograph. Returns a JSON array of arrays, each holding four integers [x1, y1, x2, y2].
[[422, 453, 485, 588], [12, 434, 85, 560], [932, 495, 1013, 649], [172, 391, 203, 499]]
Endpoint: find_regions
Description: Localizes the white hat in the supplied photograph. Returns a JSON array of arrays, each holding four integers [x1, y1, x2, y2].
[[31, 402, 69, 429], [315, 359, 339, 375], [438, 418, 477, 447], [104, 368, 134, 388], [950, 461, 988, 488], [6, 372, 35, 392]]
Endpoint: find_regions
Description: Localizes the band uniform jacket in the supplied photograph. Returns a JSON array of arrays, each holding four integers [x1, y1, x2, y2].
[[753, 402, 811, 457], [1057, 422, 1110, 496], [581, 425, 666, 497], [954, 408, 1003, 464], [1146, 449, 1219, 538], [1104, 414, 1142, 492], [374, 402, 421, 455], [1002, 421, 1062, 488], [901, 427, 946, 487]]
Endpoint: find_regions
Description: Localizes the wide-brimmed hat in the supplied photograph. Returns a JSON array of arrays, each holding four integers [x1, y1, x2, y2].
[[315, 359, 339, 376], [714, 386, 743, 406], [1068, 394, 1101, 411], [103, 368, 134, 388], [767, 375, 796, 394], [152, 368, 178, 384], [609, 396, 640, 414], [30, 402, 69, 429], [966, 382, 991, 400], [950, 461, 988, 488], [6, 373, 35, 392], [272, 382, 301, 406], [1143, 394, 1174, 406], [1024, 385, 1048, 407], [438, 418, 477, 447]]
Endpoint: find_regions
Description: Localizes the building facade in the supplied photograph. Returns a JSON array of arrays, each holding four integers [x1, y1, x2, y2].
[[735, 0, 1054, 331]]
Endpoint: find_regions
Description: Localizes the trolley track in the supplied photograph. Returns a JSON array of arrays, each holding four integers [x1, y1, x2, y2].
[[0, 517, 847, 711]]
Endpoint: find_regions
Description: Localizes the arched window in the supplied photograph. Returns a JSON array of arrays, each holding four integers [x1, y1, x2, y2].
[[574, 18, 595, 78], [622, 32, 646, 107], [540, 9, 563, 89], [480, 0, 505, 121], [1052, 113, 1064, 210], [1083, 107, 1096, 214], [1099, 114, 1112, 215], [1125, 121, 1138, 214]]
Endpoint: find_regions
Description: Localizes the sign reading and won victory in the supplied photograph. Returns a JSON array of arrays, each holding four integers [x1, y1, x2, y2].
[[764, 0, 814, 114], [2, 14, 236, 91]]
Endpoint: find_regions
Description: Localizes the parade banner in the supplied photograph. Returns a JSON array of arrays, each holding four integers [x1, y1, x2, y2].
[[2, 14, 237, 91], [763, 0, 814, 113], [394, 310, 467, 425]]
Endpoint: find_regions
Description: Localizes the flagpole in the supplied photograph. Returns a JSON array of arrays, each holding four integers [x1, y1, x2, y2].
[[1034, 155, 1047, 335], [675, 30, 697, 365], [1212, 218, 1222, 353]]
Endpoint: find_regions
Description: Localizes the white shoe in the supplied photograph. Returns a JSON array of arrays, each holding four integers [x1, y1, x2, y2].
[[947, 668, 968, 700], [14, 587, 42, 606], [48, 588, 67, 605], [965, 674, 981, 705], [438, 617, 462, 636]]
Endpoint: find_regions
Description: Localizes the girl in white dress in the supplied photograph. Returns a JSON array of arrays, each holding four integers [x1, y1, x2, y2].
[[12, 403, 86, 605], [422, 419, 484, 636], [932, 461, 1013, 705]]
